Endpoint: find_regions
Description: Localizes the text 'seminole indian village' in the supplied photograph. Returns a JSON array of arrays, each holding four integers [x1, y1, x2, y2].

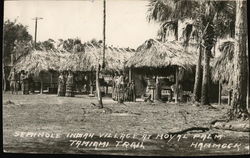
[[2, 0, 249, 156]]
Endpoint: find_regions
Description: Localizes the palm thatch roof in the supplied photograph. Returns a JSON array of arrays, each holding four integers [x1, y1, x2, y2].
[[126, 39, 198, 69], [14, 44, 135, 75], [211, 39, 234, 87], [59, 44, 135, 72], [14, 50, 71, 75]]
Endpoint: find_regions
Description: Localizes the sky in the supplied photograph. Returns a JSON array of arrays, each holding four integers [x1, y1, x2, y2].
[[4, 0, 160, 49]]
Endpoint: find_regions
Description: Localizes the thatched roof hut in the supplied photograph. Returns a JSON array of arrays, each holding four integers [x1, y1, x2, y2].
[[14, 49, 71, 75], [60, 44, 135, 72], [14, 44, 135, 74], [125, 39, 198, 102], [126, 39, 198, 70], [211, 39, 234, 87]]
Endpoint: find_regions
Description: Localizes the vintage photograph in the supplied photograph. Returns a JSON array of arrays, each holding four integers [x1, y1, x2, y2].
[[2, 0, 249, 156]]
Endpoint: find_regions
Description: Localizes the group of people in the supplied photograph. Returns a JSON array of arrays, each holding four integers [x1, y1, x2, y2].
[[57, 70, 74, 97], [8, 68, 34, 95], [8, 68, 136, 103], [112, 72, 136, 103]]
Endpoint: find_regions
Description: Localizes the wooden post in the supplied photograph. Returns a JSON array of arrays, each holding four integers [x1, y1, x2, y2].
[[175, 67, 179, 103], [39, 71, 43, 94], [154, 76, 160, 101], [11, 54, 14, 66], [228, 89, 232, 106], [105, 84, 108, 95], [40, 80, 43, 94], [89, 71, 94, 95], [218, 81, 222, 105], [50, 72, 53, 86], [152, 87, 155, 101], [129, 68, 132, 83]]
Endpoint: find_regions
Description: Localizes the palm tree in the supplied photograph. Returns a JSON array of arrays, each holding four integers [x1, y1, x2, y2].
[[147, 0, 235, 105], [95, 0, 106, 108], [231, 0, 248, 119], [147, 0, 199, 41]]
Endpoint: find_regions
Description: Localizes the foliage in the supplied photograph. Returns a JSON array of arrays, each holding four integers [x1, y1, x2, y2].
[[147, 0, 236, 47], [147, 0, 200, 41], [212, 39, 234, 87], [36, 39, 56, 51], [61, 38, 84, 52], [3, 19, 32, 65]]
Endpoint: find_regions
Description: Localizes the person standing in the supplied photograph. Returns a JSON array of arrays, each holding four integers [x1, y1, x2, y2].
[[57, 72, 66, 96], [112, 72, 118, 101], [117, 73, 125, 103], [20, 71, 29, 95], [65, 70, 74, 97], [131, 80, 136, 102], [8, 68, 18, 94]]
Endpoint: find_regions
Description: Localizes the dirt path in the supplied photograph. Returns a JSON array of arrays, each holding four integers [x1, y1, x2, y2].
[[3, 93, 250, 156]]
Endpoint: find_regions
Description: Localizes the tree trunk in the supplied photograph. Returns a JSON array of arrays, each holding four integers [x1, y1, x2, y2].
[[247, 36, 249, 111], [201, 48, 210, 105], [231, 0, 248, 118], [218, 81, 222, 105], [175, 67, 179, 103], [247, 73, 249, 110], [94, 0, 105, 108], [3, 64, 6, 92], [96, 64, 103, 108], [193, 44, 203, 102]]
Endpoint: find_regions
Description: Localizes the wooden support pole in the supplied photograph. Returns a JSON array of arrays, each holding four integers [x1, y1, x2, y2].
[[218, 81, 222, 105], [39, 71, 43, 94], [129, 68, 132, 83], [152, 88, 155, 101], [154, 76, 159, 100], [40, 80, 43, 94], [50, 72, 53, 86], [170, 90, 173, 102], [89, 71, 94, 95], [105, 84, 108, 95], [175, 67, 179, 103], [11, 54, 14, 66], [228, 90, 232, 106]]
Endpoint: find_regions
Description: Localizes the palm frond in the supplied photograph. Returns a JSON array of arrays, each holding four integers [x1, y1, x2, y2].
[[211, 39, 235, 88]]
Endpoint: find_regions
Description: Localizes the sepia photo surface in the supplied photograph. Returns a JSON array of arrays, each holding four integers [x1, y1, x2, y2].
[[2, 0, 249, 156]]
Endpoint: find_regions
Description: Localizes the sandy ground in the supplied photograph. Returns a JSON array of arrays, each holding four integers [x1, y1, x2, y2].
[[3, 92, 250, 156]]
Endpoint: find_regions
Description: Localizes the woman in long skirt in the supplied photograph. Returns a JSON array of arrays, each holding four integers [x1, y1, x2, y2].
[[65, 71, 74, 97], [57, 72, 66, 96], [117, 74, 125, 103]]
